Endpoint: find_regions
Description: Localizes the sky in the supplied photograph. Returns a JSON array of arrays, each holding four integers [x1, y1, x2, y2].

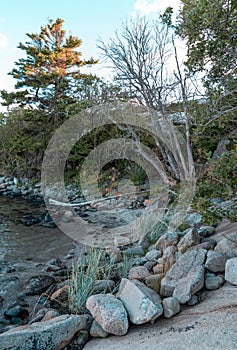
[[0, 0, 182, 95]]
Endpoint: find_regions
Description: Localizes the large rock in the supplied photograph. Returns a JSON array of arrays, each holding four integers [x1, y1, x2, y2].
[[0, 314, 91, 350], [215, 232, 237, 258], [225, 258, 237, 285], [117, 278, 163, 324], [86, 294, 128, 336], [205, 251, 227, 273], [160, 249, 206, 304]]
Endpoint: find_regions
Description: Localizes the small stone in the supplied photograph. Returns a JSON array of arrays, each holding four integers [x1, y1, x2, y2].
[[114, 236, 130, 247], [225, 258, 237, 285], [92, 280, 115, 294], [41, 310, 60, 322], [185, 213, 202, 226], [198, 226, 215, 237], [144, 273, 165, 293], [128, 266, 150, 280], [188, 295, 198, 306], [74, 330, 89, 346], [144, 260, 157, 272], [90, 320, 109, 338], [123, 246, 145, 256], [4, 305, 29, 320], [145, 249, 161, 261], [153, 264, 164, 274], [86, 294, 128, 336], [205, 275, 224, 290], [205, 251, 227, 273], [50, 285, 68, 303], [163, 297, 180, 318]]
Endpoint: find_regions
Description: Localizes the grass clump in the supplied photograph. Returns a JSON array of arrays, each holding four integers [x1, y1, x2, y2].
[[68, 248, 103, 314]]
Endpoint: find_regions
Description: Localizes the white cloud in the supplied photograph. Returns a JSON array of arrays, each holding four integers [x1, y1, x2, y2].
[[133, 0, 181, 16], [0, 33, 8, 48]]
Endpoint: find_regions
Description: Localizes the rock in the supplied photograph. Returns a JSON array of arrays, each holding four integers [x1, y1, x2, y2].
[[153, 263, 164, 274], [159, 246, 177, 268], [92, 280, 115, 294], [123, 246, 145, 256], [4, 305, 29, 320], [225, 258, 237, 285], [145, 249, 161, 261], [205, 251, 227, 273], [114, 236, 130, 247], [198, 226, 215, 237], [215, 232, 237, 258], [41, 310, 60, 321], [128, 266, 150, 280], [106, 247, 122, 263], [178, 227, 200, 253], [24, 275, 55, 295], [205, 274, 224, 290], [74, 330, 89, 347], [162, 297, 180, 318], [189, 241, 215, 251], [50, 285, 68, 303], [144, 260, 157, 272], [117, 278, 163, 324], [0, 314, 91, 350], [184, 213, 202, 226], [144, 273, 165, 293], [187, 295, 198, 306], [160, 249, 206, 304], [86, 294, 128, 336], [155, 231, 179, 252], [90, 320, 109, 338]]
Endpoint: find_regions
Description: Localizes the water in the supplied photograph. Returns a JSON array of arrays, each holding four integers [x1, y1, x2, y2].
[[0, 196, 74, 265]]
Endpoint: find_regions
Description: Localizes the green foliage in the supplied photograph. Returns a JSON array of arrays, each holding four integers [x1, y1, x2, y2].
[[192, 150, 237, 224], [1, 18, 98, 126], [68, 248, 103, 314]]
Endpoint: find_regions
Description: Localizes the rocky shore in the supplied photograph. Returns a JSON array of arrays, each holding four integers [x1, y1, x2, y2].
[[0, 178, 237, 350]]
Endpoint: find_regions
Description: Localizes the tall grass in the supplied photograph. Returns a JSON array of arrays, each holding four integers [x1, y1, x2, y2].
[[68, 248, 103, 314]]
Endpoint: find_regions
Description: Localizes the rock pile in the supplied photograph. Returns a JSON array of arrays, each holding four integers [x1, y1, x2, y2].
[[1, 218, 237, 349]]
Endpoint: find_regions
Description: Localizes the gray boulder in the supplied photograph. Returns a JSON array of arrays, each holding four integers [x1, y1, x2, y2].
[[160, 249, 206, 304], [86, 294, 128, 336], [155, 231, 179, 252], [225, 258, 237, 285], [205, 251, 227, 273], [117, 278, 163, 324], [178, 227, 200, 253], [215, 232, 237, 258], [0, 314, 91, 350]]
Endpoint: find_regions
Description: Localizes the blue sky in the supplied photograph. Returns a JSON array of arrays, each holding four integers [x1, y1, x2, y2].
[[0, 0, 181, 93]]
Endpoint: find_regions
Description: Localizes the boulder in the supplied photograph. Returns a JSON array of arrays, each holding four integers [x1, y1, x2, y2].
[[128, 266, 150, 280], [144, 273, 165, 293], [178, 228, 200, 253], [160, 249, 206, 304], [0, 314, 91, 350], [225, 258, 237, 285], [155, 231, 179, 252], [117, 278, 163, 324], [162, 297, 180, 318], [215, 232, 237, 258], [205, 251, 227, 273], [86, 294, 128, 336], [145, 249, 161, 261]]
